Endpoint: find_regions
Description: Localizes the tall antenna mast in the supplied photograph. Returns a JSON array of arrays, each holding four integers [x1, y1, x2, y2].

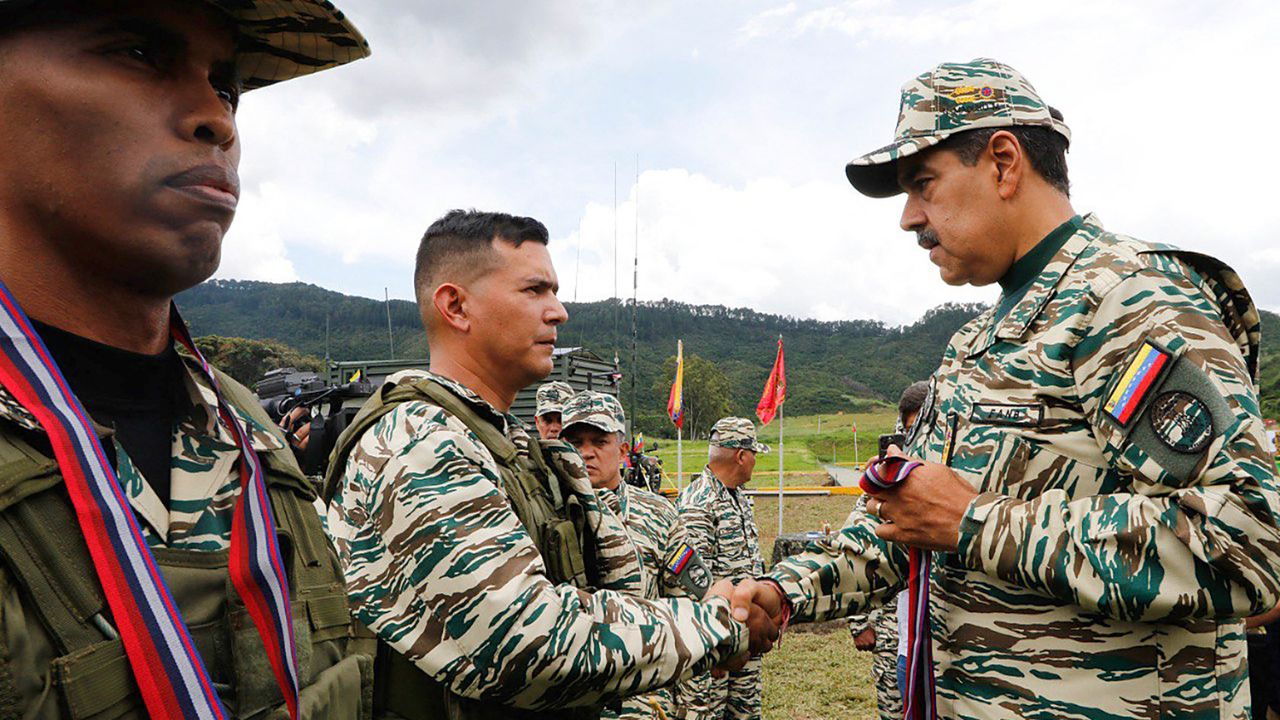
[[612, 161, 619, 364], [630, 156, 639, 435], [384, 287, 395, 359]]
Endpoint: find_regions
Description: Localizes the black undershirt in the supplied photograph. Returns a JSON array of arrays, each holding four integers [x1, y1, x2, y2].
[[31, 320, 185, 506]]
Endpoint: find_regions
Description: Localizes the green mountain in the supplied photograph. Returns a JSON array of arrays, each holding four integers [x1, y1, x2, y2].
[[176, 279, 1280, 427], [176, 280, 983, 423]]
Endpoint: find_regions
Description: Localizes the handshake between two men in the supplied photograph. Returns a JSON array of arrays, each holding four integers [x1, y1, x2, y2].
[[703, 445, 979, 672]]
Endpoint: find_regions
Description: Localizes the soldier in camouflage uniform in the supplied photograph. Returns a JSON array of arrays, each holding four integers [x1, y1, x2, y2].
[[729, 58, 1280, 719], [678, 417, 770, 720], [535, 380, 574, 440], [0, 1, 373, 717], [326, 210, 764, 719], [561, 391, 714, 719]]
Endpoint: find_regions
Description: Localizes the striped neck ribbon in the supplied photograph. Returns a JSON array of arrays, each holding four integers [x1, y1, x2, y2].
[[861, 455, 936, 720], [0, 282, 299, 720]]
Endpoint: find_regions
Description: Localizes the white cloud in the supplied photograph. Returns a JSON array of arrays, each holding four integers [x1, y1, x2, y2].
[[551, 169, 992, 324], [212, 0, 1280, 324]]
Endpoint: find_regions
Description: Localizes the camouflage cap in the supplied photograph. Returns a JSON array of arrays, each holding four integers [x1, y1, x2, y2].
[[561, 391, 626, 435], [535, 381, 575, 417], [709, 417, 770, 454], [0, 0, 370, 91], [845, 58, 1071, 198]]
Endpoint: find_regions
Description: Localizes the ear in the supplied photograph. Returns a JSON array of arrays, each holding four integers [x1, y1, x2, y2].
[[987, 130, 1024, 201], [432, 282, 470, 333]]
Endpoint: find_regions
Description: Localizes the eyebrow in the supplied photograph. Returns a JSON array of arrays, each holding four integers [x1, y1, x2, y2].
[[897, 162, 926, 192], [92, 16, 241, 86], [523, 276, 559, 293]]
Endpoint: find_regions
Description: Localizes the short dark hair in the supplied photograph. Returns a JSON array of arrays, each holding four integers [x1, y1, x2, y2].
[[898, 380, 930, 421], [414, 209, 549, 301], [938, 107, 1070, 197]]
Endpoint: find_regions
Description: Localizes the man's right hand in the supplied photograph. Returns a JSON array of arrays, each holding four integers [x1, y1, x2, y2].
[[853, 627, 876, 651], [707, 580, 779, 656]]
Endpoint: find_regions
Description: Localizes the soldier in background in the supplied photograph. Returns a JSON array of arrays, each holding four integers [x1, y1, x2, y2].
[[325, 210, 773, 719], [534, 379, 574, 439], [678, 418, 770, 720], [846, 379, 929, 720], [729, 58, 1280, 718], [0, 1, 373, 717], [561, 391, 712, 719]]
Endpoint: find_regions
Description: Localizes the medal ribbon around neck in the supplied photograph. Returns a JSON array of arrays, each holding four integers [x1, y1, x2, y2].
[[0, 283, 300, 720]]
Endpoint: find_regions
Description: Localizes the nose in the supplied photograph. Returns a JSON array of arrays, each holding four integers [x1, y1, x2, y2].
[[547, 295, 568, 326], [177, 75, 236, 151], [900, 194, 926, 233]]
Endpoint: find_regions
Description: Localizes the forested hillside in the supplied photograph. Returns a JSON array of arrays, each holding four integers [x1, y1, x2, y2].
[[178, 279, 1280, 428], [177, 280, 983, 423]]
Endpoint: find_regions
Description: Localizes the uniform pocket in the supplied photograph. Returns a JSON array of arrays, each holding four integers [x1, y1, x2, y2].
[[230, 600, 313, 718], [261, 653, 373, 720], [51, 639, 144, 720]]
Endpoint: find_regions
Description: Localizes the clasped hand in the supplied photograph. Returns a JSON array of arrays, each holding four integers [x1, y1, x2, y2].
[[704, 579, 786, 675]]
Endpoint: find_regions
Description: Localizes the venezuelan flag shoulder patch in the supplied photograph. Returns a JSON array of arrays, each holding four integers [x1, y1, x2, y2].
[[1104, 340, 1172, 427], [666, 543, 695, 575]]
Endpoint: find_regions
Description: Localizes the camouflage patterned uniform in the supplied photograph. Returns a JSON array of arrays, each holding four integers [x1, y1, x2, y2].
[[678, 418, 769, 720], [562, 392, 714, 719], [845, 497, 902, 720], [772, 58, 1280, 719], [326, 370, 747, 715], [536, 380, 575, 418], [0, 7, 372, 717]]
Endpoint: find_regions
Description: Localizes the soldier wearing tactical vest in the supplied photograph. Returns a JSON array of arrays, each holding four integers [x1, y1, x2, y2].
[[729, 58, 1280, 719], [0, 1, 372, 718], [324, 210, 774, 719]]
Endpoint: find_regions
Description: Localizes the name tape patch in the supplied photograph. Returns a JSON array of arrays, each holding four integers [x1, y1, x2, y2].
[[1104, 341, 1172, 426], [970, 402, 1043, 427]]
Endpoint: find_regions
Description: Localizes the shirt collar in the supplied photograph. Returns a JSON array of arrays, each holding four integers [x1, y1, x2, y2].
[[965, 213, 1104, 358]]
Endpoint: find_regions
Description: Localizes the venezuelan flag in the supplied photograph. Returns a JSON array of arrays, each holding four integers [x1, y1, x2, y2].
[[1104, 342, 1170, 425], [667, 340, 684, 429]]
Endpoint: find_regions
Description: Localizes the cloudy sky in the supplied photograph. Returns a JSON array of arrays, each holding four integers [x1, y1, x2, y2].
[[222, 0, 1280, 326]]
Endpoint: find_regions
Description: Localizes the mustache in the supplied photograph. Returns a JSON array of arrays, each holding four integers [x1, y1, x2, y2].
[[916, 229, 940, 250]]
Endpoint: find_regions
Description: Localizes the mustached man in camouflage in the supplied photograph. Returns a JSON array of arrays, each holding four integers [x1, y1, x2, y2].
[[323, 210, 780, 719], [728, 58, 1280, 719], [561, 390, 714, 719], [0, 0, 374, 717]]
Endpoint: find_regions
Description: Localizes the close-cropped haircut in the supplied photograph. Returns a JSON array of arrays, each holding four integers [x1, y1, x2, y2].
[[413, 209, 549, 302], [898, 380, 930, 421], [937, 107, 1071, 197]]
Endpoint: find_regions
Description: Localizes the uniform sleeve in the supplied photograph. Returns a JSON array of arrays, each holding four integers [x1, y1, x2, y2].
[[679, 499, 719, 579], [660, 510, 700, 599], [325, 403, 746, 710], [765, 507, 910, 623], [957, 265, 1280, 622]]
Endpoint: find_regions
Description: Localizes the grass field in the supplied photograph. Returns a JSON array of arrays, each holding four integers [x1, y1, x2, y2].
[[643, 413, 887, 717], [648, 410, 900, 488], [751, 494, 878, 720]]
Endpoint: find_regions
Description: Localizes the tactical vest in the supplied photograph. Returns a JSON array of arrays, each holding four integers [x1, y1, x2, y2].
[[323, 378, 603, 720], [0, 370, 373, 720]]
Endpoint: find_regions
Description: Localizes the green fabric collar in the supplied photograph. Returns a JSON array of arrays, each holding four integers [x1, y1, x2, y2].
[[993, 215, 1083, 322]]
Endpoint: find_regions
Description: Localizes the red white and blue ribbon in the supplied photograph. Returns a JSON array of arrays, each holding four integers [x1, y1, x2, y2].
[[861, 455, 936, 720], [0, 281, 299, 719]]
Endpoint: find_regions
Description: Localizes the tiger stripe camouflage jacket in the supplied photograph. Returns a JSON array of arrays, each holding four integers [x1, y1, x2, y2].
[[326, 370, 747, 713], [769, 215, 1280, 719]]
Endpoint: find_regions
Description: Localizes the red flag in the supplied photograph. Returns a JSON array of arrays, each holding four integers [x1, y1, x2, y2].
[[756, 338, 786, 425]]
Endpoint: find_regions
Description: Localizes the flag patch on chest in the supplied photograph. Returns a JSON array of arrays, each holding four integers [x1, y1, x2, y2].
[[1104, 341, 1172, 426]]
